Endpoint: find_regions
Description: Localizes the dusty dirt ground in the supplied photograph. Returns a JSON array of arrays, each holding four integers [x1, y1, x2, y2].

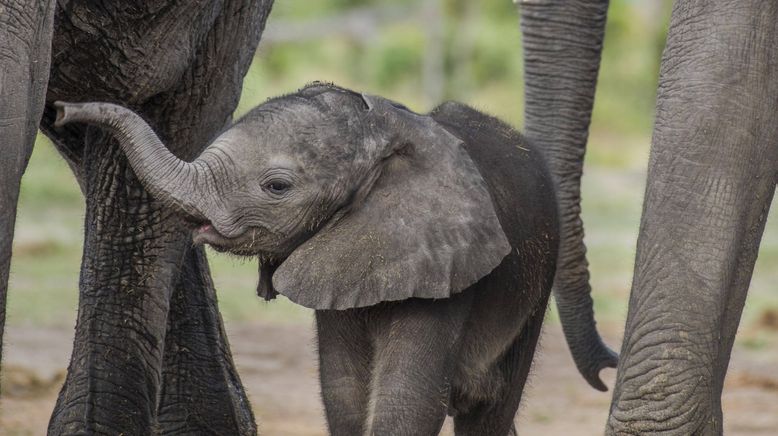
[[2, 321, 778, 435]]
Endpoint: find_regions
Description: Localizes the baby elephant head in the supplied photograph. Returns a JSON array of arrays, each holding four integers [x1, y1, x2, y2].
[[54, 83, 510, 309]]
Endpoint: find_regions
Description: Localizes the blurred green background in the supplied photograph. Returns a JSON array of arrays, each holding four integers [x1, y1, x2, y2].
[[9, 0, 778, 347]]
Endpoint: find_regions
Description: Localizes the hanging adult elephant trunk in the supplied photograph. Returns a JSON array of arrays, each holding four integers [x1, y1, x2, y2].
[[518, 0, 617, 391], [54, 102, 213, 222]]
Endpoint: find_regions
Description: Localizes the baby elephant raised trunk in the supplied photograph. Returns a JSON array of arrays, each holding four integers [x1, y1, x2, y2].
[[54, 102, 213, 220]]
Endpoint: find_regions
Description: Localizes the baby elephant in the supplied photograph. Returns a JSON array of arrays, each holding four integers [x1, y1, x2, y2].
[[55, 83, 558, 436]]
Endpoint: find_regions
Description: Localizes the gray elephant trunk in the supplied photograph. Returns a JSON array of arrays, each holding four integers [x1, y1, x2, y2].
[[54, 101, 212, 221], [519, 0, 618, 392]]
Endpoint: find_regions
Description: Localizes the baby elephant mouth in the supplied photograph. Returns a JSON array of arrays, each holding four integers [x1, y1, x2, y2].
[[192, 222, 242, 251], [191, 221, 279, 257]]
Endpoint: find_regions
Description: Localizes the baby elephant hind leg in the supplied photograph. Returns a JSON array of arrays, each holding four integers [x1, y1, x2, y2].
[[364, 295, 473, 436], [454, 307, 546, 436]]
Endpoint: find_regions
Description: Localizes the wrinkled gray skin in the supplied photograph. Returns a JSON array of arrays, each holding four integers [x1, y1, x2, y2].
[[520, 0, 778, 434], [0, 1, 55, 386], [0, 0, 274, 433], [518, 1, 619, 394], [55, 83, 560, 435]]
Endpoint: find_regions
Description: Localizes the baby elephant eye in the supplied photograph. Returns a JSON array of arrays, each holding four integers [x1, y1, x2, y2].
[[264, 180, 291, 195]]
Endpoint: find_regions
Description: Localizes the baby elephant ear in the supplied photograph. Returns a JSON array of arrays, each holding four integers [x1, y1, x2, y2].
[[273, 115, 511, 310]]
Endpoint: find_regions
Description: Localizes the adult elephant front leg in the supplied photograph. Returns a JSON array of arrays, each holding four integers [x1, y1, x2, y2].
[[0, 0, 55, 389], [46, 133, 187, 433], [44, 0, 274, 433], [607, 1, 778, 434], [158, 247, 256, 433]]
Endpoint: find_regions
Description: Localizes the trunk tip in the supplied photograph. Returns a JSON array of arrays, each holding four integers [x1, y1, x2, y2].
[[53, 101, 78, 128], [583, 346, 618, 392]]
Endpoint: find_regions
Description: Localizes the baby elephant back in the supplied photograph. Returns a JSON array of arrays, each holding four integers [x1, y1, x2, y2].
[[430, 102, 559, 276]]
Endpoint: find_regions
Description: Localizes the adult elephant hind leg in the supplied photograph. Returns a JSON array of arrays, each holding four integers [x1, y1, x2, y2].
[[0, 0, 55, 391], [316, 310, 372, 436], [453, 304, 548, 436], [157, 246, 256, 435], [365, 295, 473, 436], [607, 1, 778, 434]]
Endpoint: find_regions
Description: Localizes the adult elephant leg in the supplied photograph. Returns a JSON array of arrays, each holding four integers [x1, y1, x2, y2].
[[157, 246, 256, 434], [518, 0, 617, 391], [0, 0, 55, 390], [151, 1, 273, 431], [607, 1, 778, 434], [46, 134, 187, 433], [44, 0, 274, 433]]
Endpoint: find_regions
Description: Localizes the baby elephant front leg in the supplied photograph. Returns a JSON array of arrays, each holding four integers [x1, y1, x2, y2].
[[317, 311, 372, 435], [364, 295, 472, 436]]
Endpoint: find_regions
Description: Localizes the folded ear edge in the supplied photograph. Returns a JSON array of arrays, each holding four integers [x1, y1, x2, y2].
[[273, 229, 511, 310], [360, 93, 375, 111]]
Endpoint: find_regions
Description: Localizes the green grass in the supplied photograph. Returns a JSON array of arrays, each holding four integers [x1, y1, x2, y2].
[[205, 254, 313, 324]]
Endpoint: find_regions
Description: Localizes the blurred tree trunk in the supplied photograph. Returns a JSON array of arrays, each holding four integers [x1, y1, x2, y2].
[[422, 0, 445, 106], [449, 0, 481, 98]]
